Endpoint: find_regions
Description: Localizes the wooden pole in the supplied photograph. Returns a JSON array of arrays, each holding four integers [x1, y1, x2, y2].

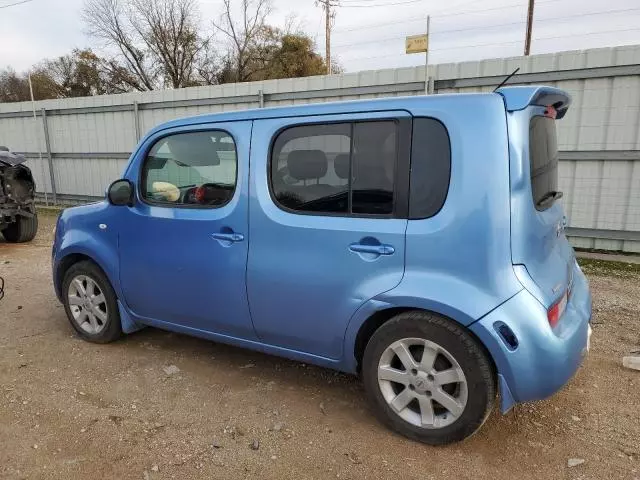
[[425, 15, 431, 94], [325, 0, 331, 74], [524, 0, 535, 55]]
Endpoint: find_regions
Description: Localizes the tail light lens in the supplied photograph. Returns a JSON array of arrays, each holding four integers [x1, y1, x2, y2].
[[548, 289, 568, 328]]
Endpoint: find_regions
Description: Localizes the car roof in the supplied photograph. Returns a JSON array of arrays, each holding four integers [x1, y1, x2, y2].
[[148, 86, 570, 136], [147, 91, 489, 136]]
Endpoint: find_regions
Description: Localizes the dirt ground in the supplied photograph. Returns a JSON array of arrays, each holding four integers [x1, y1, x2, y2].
[[1, 212, 639, 480]]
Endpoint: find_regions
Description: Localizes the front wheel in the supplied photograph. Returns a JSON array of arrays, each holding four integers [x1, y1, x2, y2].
[[62, 261, 122, 343], [1, 214, 38, 242], [362, 311, 496, 445]]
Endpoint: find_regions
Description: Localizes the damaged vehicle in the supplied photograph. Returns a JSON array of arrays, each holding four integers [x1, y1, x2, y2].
[[0, 146, 38, 242]]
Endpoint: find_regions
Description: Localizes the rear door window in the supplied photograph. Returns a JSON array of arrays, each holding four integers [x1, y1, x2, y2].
[[529, 116, 559, 210], [270, 120, 399, 216]]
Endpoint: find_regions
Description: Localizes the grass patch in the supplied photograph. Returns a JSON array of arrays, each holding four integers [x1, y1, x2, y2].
[[36, 205, 65, 217], [578, 257, 640, 278]]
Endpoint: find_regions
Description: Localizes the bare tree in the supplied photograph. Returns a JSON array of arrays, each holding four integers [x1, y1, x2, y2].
[[82, 0, 208, 90], [213, 0, 273, 82], [83, 0, 155, 90], [130, 0, 208, 87]]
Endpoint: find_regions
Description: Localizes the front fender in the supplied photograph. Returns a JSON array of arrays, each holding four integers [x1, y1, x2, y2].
[[53, 230, 121, 301], [54, 236, 143, 334]]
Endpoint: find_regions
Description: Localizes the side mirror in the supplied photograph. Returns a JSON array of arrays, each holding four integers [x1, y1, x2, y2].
[[107, 179, 134, 207]]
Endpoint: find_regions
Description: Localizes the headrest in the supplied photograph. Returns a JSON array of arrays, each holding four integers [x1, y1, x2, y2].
[[167, 133, 220, 167], [333, 154, 350, 179], [287, 150, 327, 180]]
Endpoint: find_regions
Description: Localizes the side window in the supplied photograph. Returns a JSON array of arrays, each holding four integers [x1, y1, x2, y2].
[[409, 118, 451, 219], [141, 131, 237, 207], [270, 121, 398, 216]]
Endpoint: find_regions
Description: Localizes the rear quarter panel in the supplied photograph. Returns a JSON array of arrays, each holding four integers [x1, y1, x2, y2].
[[346, 95, 522, 352]]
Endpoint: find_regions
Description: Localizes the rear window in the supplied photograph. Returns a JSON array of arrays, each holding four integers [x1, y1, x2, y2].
[[529, 116, 559, 210]]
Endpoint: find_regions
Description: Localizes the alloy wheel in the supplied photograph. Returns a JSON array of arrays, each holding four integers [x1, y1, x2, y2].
[[377, 337, 468, 429], [67, 275, 109, 335]]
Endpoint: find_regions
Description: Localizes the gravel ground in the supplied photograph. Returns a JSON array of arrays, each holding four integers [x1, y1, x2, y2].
[[0, 212, 638, 480]]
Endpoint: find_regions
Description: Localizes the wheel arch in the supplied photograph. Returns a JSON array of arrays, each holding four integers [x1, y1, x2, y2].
[[353, 307, 413, 373], [54, 246, 120, 304], [350, 304, 497, 379], [55, 253, 98, 298], [55, 250, 143, 335]]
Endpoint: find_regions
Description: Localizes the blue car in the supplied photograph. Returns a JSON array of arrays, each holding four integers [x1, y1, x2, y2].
[[52, 86, 592, 445]]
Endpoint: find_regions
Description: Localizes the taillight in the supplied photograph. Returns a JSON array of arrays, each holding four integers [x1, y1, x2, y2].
[[548, 289, 568, 328]]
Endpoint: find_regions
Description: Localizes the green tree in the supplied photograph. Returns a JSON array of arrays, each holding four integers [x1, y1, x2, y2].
[[262, 33, 327, 79], [0, 67, 59, 103], [40, 49, 107, 97]]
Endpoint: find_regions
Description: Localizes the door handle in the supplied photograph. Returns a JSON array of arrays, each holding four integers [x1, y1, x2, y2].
[[211, 232, 244, 242], [349, 243, 395, 255]]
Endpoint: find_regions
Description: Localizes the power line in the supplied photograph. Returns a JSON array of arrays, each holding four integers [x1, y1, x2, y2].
[[330, 16, 428, 35], [328, 7, 640, 48], [332, 21, 526, 48], [328, 0, 635, 38], [0, 0, 33, 8], [339, 0, 424, 7], [338, 26, 640, 62], [339, 0, 414, 2], [326, 1, 540, 35]]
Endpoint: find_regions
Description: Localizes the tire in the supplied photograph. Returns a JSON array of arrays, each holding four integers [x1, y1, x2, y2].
[[1, 214, 38, 243], [62, 260, 122, 343], [362, 311, 496, 445]]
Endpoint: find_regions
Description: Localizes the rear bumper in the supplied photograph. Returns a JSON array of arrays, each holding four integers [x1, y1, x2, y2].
[[470, 260, 592, 412]]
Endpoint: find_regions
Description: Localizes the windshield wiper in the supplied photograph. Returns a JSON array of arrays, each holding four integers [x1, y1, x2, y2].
[[536, 190, 563, 208]]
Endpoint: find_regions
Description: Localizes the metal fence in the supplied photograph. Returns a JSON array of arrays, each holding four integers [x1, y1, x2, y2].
[[1, 45, 640, 252]]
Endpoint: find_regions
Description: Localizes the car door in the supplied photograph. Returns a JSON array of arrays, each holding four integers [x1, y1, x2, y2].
[[247, 111, 410, 359], [117, 121, 256, 340]]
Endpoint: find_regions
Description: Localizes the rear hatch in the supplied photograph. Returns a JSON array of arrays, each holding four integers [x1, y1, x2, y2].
[[500, 87, 574, 321]]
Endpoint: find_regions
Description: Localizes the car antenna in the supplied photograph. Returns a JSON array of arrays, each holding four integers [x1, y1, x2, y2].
[[493, 67, 520, 92]]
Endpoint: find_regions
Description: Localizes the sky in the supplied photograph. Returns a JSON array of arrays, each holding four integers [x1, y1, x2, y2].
[[1, 0, 640, 74]]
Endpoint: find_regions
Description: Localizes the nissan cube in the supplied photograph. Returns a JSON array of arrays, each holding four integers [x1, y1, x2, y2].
[[52, 86, 592, 445]]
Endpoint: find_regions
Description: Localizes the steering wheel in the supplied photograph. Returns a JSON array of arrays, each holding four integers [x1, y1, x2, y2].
[[183, 187, 197, 204]]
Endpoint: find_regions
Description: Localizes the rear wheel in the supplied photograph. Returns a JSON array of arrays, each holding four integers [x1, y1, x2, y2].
[[62, 261, 122, 343], [362, 311, 496, 445], [1, 214, 38, 242]]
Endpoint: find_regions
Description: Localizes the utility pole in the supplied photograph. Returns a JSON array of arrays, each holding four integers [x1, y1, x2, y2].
[[325, 0, 331, 74], [524, 0, 535, 55], [317, 0, 337, 74]]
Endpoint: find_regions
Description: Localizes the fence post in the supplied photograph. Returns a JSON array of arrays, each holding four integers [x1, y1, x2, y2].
[[258, 89, 264, 108], [427, 77, 435, 94], [40, 108, 57, 204], [133, 100, 141, 142]]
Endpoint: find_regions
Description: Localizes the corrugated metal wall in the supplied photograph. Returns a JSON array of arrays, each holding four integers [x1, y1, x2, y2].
[[1, 45, 639, 252]]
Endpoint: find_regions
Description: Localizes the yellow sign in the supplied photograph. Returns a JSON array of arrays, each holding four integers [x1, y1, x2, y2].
[[405, 34, 428, 54]]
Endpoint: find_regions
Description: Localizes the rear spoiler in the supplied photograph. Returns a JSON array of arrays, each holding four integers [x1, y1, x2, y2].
[[496, 86, 571, 119]]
